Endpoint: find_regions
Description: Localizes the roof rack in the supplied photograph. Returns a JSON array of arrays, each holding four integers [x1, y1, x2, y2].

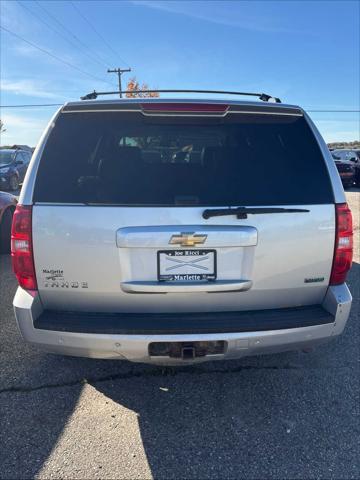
[[80, 89, 281, 103]]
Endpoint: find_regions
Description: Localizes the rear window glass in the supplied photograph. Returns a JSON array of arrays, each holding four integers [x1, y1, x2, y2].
[[34, 111, 333, 206]]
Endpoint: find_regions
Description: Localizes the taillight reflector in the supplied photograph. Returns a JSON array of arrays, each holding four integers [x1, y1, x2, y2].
[[330, 203, 353, 285], [11, 205, 37, 291]]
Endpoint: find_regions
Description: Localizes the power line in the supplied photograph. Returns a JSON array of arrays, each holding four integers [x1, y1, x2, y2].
[[0, 104, 63, 108], [16, 0, 112, 74], [34, 0, 112, 71], [69, 0, 131, 69], [305, 110, 360, 113], [0, 25, 113, 86]]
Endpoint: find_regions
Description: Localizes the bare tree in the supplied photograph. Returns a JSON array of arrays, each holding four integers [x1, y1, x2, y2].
[[0, 120, 6, 133]]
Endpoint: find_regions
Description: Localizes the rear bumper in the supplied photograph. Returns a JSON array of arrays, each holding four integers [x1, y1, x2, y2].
[[339, 172, 355, 184], [13, 284, 352, 364]]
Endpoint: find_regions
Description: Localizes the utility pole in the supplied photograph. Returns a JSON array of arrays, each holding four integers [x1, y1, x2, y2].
[[107, 67, 131, 98]]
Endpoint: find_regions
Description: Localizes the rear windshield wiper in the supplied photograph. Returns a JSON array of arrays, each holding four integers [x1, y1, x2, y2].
[[202, 207, 310, 219]]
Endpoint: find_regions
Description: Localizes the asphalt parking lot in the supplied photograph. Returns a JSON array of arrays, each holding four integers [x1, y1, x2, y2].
[[0, 190, 359, 480]]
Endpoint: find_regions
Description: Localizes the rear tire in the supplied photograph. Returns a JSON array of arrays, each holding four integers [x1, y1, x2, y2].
[[9, 175, 19, 191], [0, 208, 13, 254]]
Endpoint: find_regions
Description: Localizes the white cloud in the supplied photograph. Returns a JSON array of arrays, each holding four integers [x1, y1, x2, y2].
[[11, 43, 40, 57], [10, 41, 78, 67], [313, 119, 360, 142], [1, 79, 63, 99], [131, 0, 306, 34], [0, 112, 51, 146], [323, 131, 360, 143], [0, 1, 24, 32]]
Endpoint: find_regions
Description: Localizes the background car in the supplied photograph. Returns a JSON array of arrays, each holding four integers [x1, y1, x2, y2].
[[0, 145, 32, 191], [331, 150, 356, 188], [351, 149, 360, 186], [0, 191, 17, 253], [332, 149, 360, 187]]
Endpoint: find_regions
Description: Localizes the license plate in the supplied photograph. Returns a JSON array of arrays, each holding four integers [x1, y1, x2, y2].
[[158, 249, 216, 282]]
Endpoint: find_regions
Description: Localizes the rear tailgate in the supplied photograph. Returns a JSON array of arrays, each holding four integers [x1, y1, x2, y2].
[[32, 204, 334, 312], [31, 102, 336, 313]]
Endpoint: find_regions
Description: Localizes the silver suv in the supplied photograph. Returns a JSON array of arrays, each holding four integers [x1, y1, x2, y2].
[[12, 94, 353, 364]]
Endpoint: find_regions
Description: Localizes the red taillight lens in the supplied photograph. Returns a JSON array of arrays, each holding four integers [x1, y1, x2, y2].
[[141, 103, 229, 113], [330, 203, 353, 285], [11, 205, 37, 291]]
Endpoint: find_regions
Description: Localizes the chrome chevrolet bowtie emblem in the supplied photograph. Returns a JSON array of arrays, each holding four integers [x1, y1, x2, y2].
[[169, 232, 207, 247]]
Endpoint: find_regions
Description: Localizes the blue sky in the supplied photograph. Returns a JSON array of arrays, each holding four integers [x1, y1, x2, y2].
[[0, 0, 359, 146]]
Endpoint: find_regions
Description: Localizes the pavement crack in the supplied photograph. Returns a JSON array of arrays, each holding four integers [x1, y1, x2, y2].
[[0, 363, 318, 394]]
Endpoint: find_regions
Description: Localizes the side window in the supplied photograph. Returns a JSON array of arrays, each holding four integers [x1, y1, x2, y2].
[[18, 152, 31, 164], [17, 152, 26, 164]]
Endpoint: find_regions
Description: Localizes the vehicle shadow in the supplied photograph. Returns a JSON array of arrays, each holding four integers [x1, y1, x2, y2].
[[92, 261, 359, 479], [0, 257, 359, 479], [0, 255, 81, 478], [345, 185, 360, 193]]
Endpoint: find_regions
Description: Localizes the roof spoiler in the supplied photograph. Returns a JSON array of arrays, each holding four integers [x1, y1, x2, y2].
[[80, 89, 281, 103]]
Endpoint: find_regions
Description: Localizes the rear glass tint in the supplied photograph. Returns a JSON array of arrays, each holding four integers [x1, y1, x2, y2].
[[34, 110, 333, 206]]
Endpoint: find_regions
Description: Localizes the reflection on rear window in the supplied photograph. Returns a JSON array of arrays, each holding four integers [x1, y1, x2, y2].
[[34, 111, 333, 206]]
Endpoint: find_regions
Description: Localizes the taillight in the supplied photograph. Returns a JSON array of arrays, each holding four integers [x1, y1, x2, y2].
[[330, 203, 353, 285], [141, 103, 229, 114], [11, 205, 37, 291]]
